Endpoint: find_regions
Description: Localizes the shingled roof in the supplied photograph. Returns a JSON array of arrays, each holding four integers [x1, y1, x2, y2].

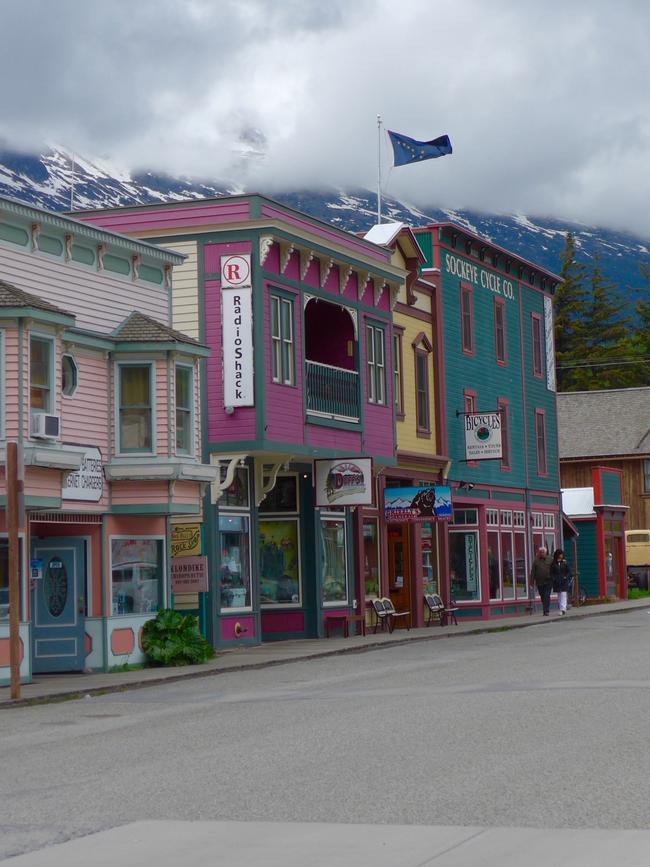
[[0, 278, 72, 317], [558, 387, 650, 459], [112, 311, 205, 347]]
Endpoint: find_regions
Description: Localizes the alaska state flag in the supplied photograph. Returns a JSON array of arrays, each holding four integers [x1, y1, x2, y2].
[[387, 131, 453, 166]]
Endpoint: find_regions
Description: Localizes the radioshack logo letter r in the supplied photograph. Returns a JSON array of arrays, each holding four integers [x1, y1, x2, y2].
[[226, 263, 241, 282]]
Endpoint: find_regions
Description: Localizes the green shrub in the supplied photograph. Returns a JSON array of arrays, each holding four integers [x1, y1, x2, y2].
[[142, 608, 215, 666]]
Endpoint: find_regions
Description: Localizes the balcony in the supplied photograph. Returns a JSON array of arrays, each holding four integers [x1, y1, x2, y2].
[[305, 360, 360, 422]]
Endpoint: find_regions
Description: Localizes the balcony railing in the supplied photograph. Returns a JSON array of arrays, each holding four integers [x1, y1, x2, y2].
[[305, 360, 360, 422]]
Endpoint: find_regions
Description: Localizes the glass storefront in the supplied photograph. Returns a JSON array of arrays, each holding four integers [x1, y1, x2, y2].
[[321, 514, 348, 605], [259, 519, 300, 605], [218, 515, 251, 610], [449, 530, 480, 601], [363, 518, 380, 599], [110, 537, 164, 614], [422, 522, 438, 595]]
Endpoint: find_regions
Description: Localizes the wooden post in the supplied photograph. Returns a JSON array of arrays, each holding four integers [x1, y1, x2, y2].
[[7, 441, 21, 699]]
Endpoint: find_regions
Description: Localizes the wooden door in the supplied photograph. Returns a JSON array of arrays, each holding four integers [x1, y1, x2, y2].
[[387, 524, 411, 612]]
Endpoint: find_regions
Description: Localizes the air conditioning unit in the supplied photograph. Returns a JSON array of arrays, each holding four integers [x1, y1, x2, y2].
[[30, 413, 61, 440]]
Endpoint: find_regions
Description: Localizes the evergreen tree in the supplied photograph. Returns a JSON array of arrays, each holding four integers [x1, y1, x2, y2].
[[553, 232, 589, 391]]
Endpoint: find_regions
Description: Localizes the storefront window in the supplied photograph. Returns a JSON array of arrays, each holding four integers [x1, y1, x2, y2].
[[259, 475, 297, 513], [449, 530, 480, 601], [363, 518, 380, 598], [219, 466, 249, 509], [502, 532, 514, 599], [110, 538, 164, 614], [515, 532, 527, 598], [259, 519, 300, 605], [321, 515, 348, 605], [218, 515, 251, 610], [488, 530, 500, 599], [422, 522, 438, 594]]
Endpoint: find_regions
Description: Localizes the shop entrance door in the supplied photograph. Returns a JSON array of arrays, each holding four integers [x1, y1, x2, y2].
[[387, 524, 411, 612], [31, 538, 86, 673]]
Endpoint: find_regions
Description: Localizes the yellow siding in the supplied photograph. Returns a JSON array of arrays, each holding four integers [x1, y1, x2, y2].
[[167, 241, 199, 340], [395, 301, 438, 457]]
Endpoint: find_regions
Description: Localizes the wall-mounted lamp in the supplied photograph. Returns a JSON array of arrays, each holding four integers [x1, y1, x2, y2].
[[458, 481, 475, 491], [224, 405, 235, 415]]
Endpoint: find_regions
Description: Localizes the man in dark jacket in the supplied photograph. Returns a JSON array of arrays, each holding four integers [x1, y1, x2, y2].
[[530, 546, 552, 616]]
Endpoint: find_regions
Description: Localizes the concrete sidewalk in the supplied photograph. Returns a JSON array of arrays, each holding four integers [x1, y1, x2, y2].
[[2, 597, 648, 708]]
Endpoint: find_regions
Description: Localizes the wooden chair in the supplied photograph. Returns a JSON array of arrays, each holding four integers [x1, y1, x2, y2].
[[424, 593, 445, 626], [380, 597, 411, 632]]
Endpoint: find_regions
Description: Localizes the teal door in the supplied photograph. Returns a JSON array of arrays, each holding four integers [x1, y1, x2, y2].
[[31, 539, 86, 673]]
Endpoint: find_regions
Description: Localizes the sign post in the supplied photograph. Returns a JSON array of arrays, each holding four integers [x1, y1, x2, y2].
[[7, 442, 22, 699]]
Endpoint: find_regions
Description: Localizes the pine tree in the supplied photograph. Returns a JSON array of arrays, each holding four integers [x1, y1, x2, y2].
[[553, 232, 589, 391]]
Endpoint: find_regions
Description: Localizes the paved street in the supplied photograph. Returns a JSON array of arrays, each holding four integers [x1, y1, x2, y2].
[[2, 608, 650, 863]]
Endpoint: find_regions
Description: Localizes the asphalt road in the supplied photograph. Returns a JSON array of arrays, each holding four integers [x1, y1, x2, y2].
[[2, 609, 650, 861]]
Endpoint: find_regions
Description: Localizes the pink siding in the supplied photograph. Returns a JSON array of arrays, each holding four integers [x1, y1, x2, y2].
[[364, 403, 394, 456], [205, 275, 256, 443], [204, 240, 250, 274], [264, 282, 304, 443], [306, 425, 362, 451], [156, 359, 169, 456], [61, 348, 109, 457], [3, 327, 20, 440], [25, 466, 61, 499], [221, 615, 256, 640], [81, 201, 253, 236], [171, 480, 201, 507], [0, 246, 169, 335], [111, 480, 169, 505]]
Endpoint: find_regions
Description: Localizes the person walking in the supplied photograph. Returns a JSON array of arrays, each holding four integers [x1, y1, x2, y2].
[[550, 548, 571, 615], [530, 546, 552, 616]]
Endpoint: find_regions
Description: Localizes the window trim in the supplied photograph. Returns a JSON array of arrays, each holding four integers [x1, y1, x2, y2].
[[535, 408, 548, 476], [61, 352, 79, 398], [497, 397, 511, 471], [413, 332, 433, 437], [320, 511, 349, 608], [460, 283, 474, 356], [30, 332, 56, 416], [393, 328, 405, 419], [116, 361, 156, 456], [644, 459, 650, 494], [174, 362, 194, 457], [270, 292, 295, 386], [494, 297, 507, 365], [532, 313, 544, 378], [366, 322, 386, 406], [463, 388, 479, 468]]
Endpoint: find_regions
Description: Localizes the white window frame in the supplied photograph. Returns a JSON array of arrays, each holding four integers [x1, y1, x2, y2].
[[116, 361, 156, 456], [366, 323, 386, 405], [270, 294, 295, 385], [174, 362, 194, 457], [320, 510, 349, 608], [30, 332, 56, 416]]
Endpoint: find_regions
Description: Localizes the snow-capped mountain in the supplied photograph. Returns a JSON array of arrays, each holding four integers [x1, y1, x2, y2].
[[1, 143, 648, 303]]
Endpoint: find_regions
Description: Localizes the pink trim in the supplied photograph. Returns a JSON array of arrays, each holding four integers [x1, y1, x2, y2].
[[535, 408, 548, 477], [460, 283, 474, 355], [531, 313, 543, 378], [497, 397, 512, 471], [221, 616, 256, 640], [494, 296, 507, 366]]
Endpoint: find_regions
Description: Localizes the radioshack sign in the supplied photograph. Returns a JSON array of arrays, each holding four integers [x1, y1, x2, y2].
[[221, 254, 254, 407]]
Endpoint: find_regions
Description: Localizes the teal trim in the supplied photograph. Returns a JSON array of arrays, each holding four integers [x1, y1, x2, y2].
[[206, 439, 263, 451], [72, 244, 95, 266], [532, 495, 559, 505], [305, 415, 360, 432], [0, 222, 29, 246], [110, 503, 201, 515], [4, 308, 75, 327], [37, 234, 64, 256], [25, 495, 62, 508], [263, 270, 393, 319], [103, 253, 131, 276], [114, 341, 209, 356], [493, 491, 526, 502], [139, 263, 164, 285], [63, 330, 113, 350], [250, 197, 262, 219], [601, 471, 623, 505]]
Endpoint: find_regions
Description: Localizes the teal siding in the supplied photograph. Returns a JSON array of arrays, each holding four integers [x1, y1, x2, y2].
[[573, 520, 599, 598], [601, 471, 623, 504]]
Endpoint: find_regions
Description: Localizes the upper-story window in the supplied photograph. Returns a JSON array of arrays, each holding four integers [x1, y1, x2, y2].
[[118, 363, 153, 454], [460, 284, 474, 355], [30, 335, 55, 413], [393, 330, 404, 417], [270, 294, 294, 385], [498, 397, 511, 470], [644, 460, 650, 493], [175, 364, 194, 456], [366, 323, 386, 405], [494, 298, 507, 365], [535, 409, 548, 475], [413, 332, 433, 436], [61, 354, 79, 397], [532, 314, 544, 378]]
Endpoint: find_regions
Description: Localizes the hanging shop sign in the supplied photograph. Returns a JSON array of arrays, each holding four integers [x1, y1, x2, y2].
[[464, 411, 503, 461], [221, 253, 254, 408], [171, 523, 202, 558], [315, 458, 374, 507], [62, 447, 103, 502], [384, 485, 452, 523], [171, 555, 209, 594]]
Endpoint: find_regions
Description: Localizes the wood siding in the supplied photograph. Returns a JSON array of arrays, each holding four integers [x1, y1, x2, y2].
[[561, 457, 650, 529], [167, 241, 199, 340], [394, 307, 437, 456], [3, 326, 20, 440]]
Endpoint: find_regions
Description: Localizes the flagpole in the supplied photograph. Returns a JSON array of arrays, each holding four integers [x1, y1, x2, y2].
[[377, 114, 382, 224]]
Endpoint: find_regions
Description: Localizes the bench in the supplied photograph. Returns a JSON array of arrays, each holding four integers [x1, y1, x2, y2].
[[371, 597, 410, 634], [325, 613, 367, 638]]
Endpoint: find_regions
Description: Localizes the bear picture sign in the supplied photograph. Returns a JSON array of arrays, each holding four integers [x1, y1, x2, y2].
[[384, 485, 452, 523]]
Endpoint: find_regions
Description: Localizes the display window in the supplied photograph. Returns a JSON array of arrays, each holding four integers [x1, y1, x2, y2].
[[363, 518, 380, 599], [449, 530, 480, 601], [259, 519, 301, 606], [110, 537, 164, 614], [218, 515, 252, 610], [321, 514, 348, 605]]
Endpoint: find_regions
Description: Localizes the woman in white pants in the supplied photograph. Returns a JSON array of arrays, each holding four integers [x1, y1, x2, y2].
[[550, 549, 571, 614]]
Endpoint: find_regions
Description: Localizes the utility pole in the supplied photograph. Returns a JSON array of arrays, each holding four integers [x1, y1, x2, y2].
[[7, 441, 22, 699]]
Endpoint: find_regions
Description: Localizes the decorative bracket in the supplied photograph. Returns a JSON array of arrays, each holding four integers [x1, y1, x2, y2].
[[339, 264, 352, 295], [389, 283, 399, 311], [164, 263, 173, 291], [260, 236, 274, 267], [320, 257, 334, 287], [357, 270, 370, 301], [64, 233, 74, 262], [96, 243, 107, 271], [303, 292, 315, 309], [300, 249, 314, 280], [210, 454, 248, 504], [255, 459, 284, 507], [346, 307, 359, 339], [373, 277, 385, 306], [132, 254, 141, 281], [31, 222, 41, 252], [279, 241, 295, 274]]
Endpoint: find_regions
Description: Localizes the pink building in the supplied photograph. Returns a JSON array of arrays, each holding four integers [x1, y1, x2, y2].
[[0, 196, 218, 684], [76, 196, 408, 645]]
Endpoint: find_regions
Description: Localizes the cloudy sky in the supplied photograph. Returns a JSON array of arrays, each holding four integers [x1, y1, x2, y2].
[[2, 0, 649, 234]]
